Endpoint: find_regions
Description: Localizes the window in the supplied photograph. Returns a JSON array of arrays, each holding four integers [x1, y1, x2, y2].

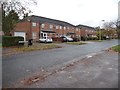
[[67, 27, 70, 30], [41, 33, 43, 38], [56, 34, 58, 36], [50, 25, 53, 29], [32, 22, 36, 27], [32, 32, 37, 39], [64, 27, 66, 30], [44, 33, 47, 37], [41, 24, 45, 28], [56, 26, 58, 29], [60, 26, 62, 30], [76, 28, 78, 31]]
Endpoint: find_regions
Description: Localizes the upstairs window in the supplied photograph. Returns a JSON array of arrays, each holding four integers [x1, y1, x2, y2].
[[50, 25, 53, 29], [64, 27, 66, 30], [41, 24, 45, 28], [56, 26, 59, 29], [76, 28, 78, 31], [67, 27, 70, 30], [32, 22, 36, 27], [60, 26, 62, 29]]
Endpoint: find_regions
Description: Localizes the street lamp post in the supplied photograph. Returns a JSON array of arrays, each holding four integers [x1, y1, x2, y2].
[[27, 18, 33, 47], [99, 28, 101, 41], [27, 19, 32, 40], [99, 20, 105, 40]]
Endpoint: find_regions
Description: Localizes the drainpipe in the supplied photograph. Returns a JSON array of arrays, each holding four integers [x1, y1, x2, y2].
[[27, 18, 32, 40]]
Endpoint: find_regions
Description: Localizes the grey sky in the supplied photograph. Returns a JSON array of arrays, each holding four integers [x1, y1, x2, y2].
[[29, 0, 119, 27]]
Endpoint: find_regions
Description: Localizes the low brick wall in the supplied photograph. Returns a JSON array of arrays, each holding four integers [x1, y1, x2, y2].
[[52, 37, 63, 42]]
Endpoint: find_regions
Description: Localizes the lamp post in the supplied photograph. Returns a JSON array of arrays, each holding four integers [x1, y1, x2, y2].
[[99, 20, 105, 40], [27, 18, 32, 40], [117, 21, 120, 38], [79, 27, 81, 41]]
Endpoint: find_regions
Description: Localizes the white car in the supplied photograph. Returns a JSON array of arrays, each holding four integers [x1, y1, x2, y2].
[[39, 37, 53, 43], [60, 36, 73, 42]]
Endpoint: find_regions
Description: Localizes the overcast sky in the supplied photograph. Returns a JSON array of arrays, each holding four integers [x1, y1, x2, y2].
[[29, 0, 119, 27]]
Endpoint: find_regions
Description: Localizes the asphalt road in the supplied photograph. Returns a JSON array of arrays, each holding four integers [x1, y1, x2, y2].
[[2, 39, 118, 87], [29, 51, 118, 88]]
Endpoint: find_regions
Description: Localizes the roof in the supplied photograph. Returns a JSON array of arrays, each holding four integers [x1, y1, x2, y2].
[[19, 15, 95, 29], [24, 15, 75, 27], [76, 24, 95, 30]]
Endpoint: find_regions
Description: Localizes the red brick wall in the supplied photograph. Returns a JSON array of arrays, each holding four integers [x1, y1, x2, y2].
[[14, 20, 96, 41], [14, 21, 30, 40], [40, 23, 77, 38], [14, 21, 40, 41]]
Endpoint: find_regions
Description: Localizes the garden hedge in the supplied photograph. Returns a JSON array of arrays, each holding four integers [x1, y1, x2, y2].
[[2, 36, 24, 47]]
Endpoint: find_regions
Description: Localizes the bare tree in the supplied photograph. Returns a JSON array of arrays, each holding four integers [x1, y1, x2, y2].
[[103, 21, 116, 30], [1, 0, 37, 18], [1, 0, 37, 35], [102, 21, 118, 39]]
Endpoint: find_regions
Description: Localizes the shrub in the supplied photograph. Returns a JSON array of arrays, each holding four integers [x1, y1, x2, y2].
[[2, 36, 24, 47]]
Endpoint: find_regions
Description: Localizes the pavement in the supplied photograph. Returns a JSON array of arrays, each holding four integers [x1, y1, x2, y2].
[[16, 50, 118, 88], [2, 39, 119, 88]]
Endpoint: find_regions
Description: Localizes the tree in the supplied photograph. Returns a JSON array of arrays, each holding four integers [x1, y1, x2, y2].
[[1, 0, 37, 35], [103, 21, 115, 30], [102, 21, 118, 39], [2, 10, 19, 35], [1, 0, 37, 18]]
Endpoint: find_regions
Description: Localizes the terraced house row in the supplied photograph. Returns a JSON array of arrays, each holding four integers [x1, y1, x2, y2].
[[13, 15, 97, 41]]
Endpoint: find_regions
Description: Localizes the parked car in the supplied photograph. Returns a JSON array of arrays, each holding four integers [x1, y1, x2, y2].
[[60, 36, 73, 42], [39, 37, 53, 43]]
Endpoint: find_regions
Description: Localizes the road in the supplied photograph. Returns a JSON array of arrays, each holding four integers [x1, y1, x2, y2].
[[2, 39, 118, 87]]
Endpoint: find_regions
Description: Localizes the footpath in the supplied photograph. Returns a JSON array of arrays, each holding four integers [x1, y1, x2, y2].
[[16, 50, 118, 88]]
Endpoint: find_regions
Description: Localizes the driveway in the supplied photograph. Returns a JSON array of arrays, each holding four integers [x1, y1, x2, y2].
[[2, 39, 118, 88]]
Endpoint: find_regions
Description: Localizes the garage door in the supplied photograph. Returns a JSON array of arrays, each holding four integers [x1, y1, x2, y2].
[[14, 32, 26, 41]]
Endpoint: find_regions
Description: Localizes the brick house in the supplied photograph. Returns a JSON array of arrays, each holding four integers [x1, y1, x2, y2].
[[76, 25, 97, 40], [13, 15, 96, 41]]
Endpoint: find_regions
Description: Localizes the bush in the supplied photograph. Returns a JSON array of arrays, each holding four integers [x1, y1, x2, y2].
[[2, 36, 24, 47]]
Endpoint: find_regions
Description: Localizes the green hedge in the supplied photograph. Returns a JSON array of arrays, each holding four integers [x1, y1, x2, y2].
[[2, 36, 24, 47]]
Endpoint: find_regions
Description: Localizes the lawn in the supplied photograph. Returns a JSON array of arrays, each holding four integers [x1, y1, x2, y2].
[[15, 43, 62, 52], [66, 42, 86, 45], [89, 40, 103, 42], [112, 45, 120, 53], [3, 43, 62, 56]]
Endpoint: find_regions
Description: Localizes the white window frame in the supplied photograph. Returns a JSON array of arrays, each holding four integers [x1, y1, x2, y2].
[[76, 28, 78, 31], [41, 24, 45, 28], [67, 27, 70, 30], [64, 26, 66, 30], [60, 26, 62, 30], [50, 25, 53, 29], [56, 26, 59, 29], [32, 22, 36, 27], [32, 32, 37, 39]]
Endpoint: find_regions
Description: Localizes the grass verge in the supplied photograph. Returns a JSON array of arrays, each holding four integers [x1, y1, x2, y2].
[[3, 43, 62, 56], [111, 45, 120, 53], [15, 43, 62, 52], [89, 40, 103, 42], [66, 42, 86, 45]]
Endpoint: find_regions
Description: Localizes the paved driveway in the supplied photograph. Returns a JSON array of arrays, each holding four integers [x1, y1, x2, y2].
[[2, 39, 118, 87]]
